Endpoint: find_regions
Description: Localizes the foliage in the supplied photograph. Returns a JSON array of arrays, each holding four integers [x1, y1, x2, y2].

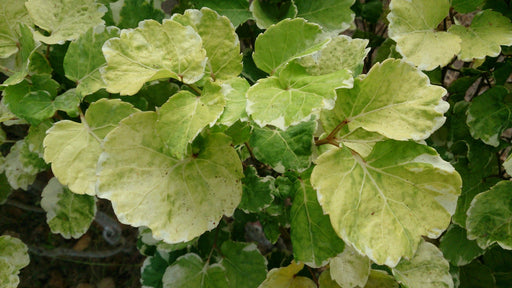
[[1, 0, 512, 287]]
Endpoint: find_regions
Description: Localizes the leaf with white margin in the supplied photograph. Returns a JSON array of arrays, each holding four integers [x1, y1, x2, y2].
[[64, 26, 120, 97], [25, 0, 106, 44], [334, 59, 449, 141], [258, 261, 316, 288], [249, 120, 316, 173], [387, 0, 461, 70], [41, 177, 96, 239], [162, 253, 228, 288], [295, 0, 355, 33], [44, 99, 139, 195], [247, 62, 352, 130], [504, 153, 512, 176], [467, 181, 512, 250], [291, 176, 344, 267], [439, 224, 484, 266], [466, 86, 511, 147], [239, 166, 275, 213], [172, 8, 242, 81], [253, 18, 329, 75], [297, 35, 369, 76], [449, 10, 512, 61], [220, 241, 268, 288], [0, 0, 33, 58], [98, 112, 242, 243], [330, 245, 371, 288], [392, 240, 453, 288], [364, 270, 399, 288], [0, 235, 29, 288], [191, 0, 252, 27], [4, 140, 47, 190], [156, 82, 225, 159], [311, 140, 461, 267], [218, 77, 250, 126], [250, 0, 297, 30], [101, 19, 207, 95]]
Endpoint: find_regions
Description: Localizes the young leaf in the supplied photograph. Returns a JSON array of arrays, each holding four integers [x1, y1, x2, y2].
[[239, 166, 275, 213], [297, 35, 370, 76], [63, 26, 121, 97], [329, 245, 371, 288], [0, 236, 29, 288], [217, 77, 250, 126], [4, 140, 47, 190], [156, 83, 225, 159], [252, 18, 329, 75], [220, 241, 268, 288], [44, 99, 139, 195], [449, 10, 512, 61], [467, 181, 512, 250], [290, 176, 344, 267], [466, 86, 511, 147], [98, 112, 243, 243], [331, 59, 449, 141], [25, 0, 107, 44], [247, 62, 352, 130], [311, 140, 461, 266], [250, 0, 297, 29], [191, 0, 251, 27], [41, 177, 96, 239], [101, 19, 207, 95], [387, 0, 461, 70], [258, 261, 316, 288], [294, 0, 355, 33], [172, 7, 243, 81], [392, 240, 453, 288], [249, 120, 316, 173], [0, 0, 33, 58], [162, 253, 228, 288], [439, 224, 484, 266]]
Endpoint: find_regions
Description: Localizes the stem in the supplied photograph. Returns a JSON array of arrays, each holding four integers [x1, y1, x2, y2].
[[185, 83, 202, 95], [29, 238, 128, 259], [307, 266, 318, 285], [244, 142, 257, 161], [6, 199, 44, 213], [315, 119, 349, 146]]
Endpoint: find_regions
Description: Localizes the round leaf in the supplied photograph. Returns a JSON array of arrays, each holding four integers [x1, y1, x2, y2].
[[0, 0, 33, 58], [330, 245, 371, 288], [295, 0, 355, 33], [258, 261, 316, 288]]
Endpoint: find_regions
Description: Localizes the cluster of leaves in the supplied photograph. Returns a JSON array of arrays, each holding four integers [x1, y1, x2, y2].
[[1, 0, 512, 287]]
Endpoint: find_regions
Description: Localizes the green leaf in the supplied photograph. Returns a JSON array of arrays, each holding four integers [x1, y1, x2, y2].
[[459, 261, 496, 288], [318, 269, 341, 288], [25, 0, 106, 44], [247, 62, 352, 130], [220, 241, 268, 288], [387, 0, 461, 70], [364, 270, 399, 288], [191, 0, 252, 27], [249, 121, 316, 173], [101, 19, 207, 95], [3, 75, 61, 125], [291, 176, 344, 267], [311, 140, 461, 266], [0, 173, 12, 205], [156, 83, 225, 159], [141, 251, 173, 288], [26, 120, 53, 158], [64, 26, 120, 97], [172, 8, 242, 81], [452, 0, 485, 13], [467, 181, 512, 250], [258, 261, 317, 288], [392, 240, 454, 288], [162, 253, 228, 288], [41, 177, 96, 239], [53, 88, 81, 117], [217, 77, 250, 126], [119, 0, 165, 29], [0, 0, 33, 58], [466, 86, 511, 147], [44, 99, 138, 195], [439, 224, 484, 266], [250, 0, 297, 29], [0, 235, 29, 288], [504, 153, 512, 176], [253, 18, 329, 75], [329, 244, 371, 288], [331, 59, 449, 141], [4, 139, 47, 190], [98, 112, 243, 243], [449, 10, 512, 61], [295, 0, 355, 33], [297, 35, 369, 76], [239, 166, 275, 213]]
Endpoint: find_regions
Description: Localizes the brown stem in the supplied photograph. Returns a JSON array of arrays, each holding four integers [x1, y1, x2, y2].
[[315, 119, 349, 146], [306, 266, 318, 285], [185, 83, 202, 95], [245, 142, 257, 160]]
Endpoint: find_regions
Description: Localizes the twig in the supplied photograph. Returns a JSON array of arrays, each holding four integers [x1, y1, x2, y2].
[[6, 199, 44, 213], [29, 238, 128, 259]]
